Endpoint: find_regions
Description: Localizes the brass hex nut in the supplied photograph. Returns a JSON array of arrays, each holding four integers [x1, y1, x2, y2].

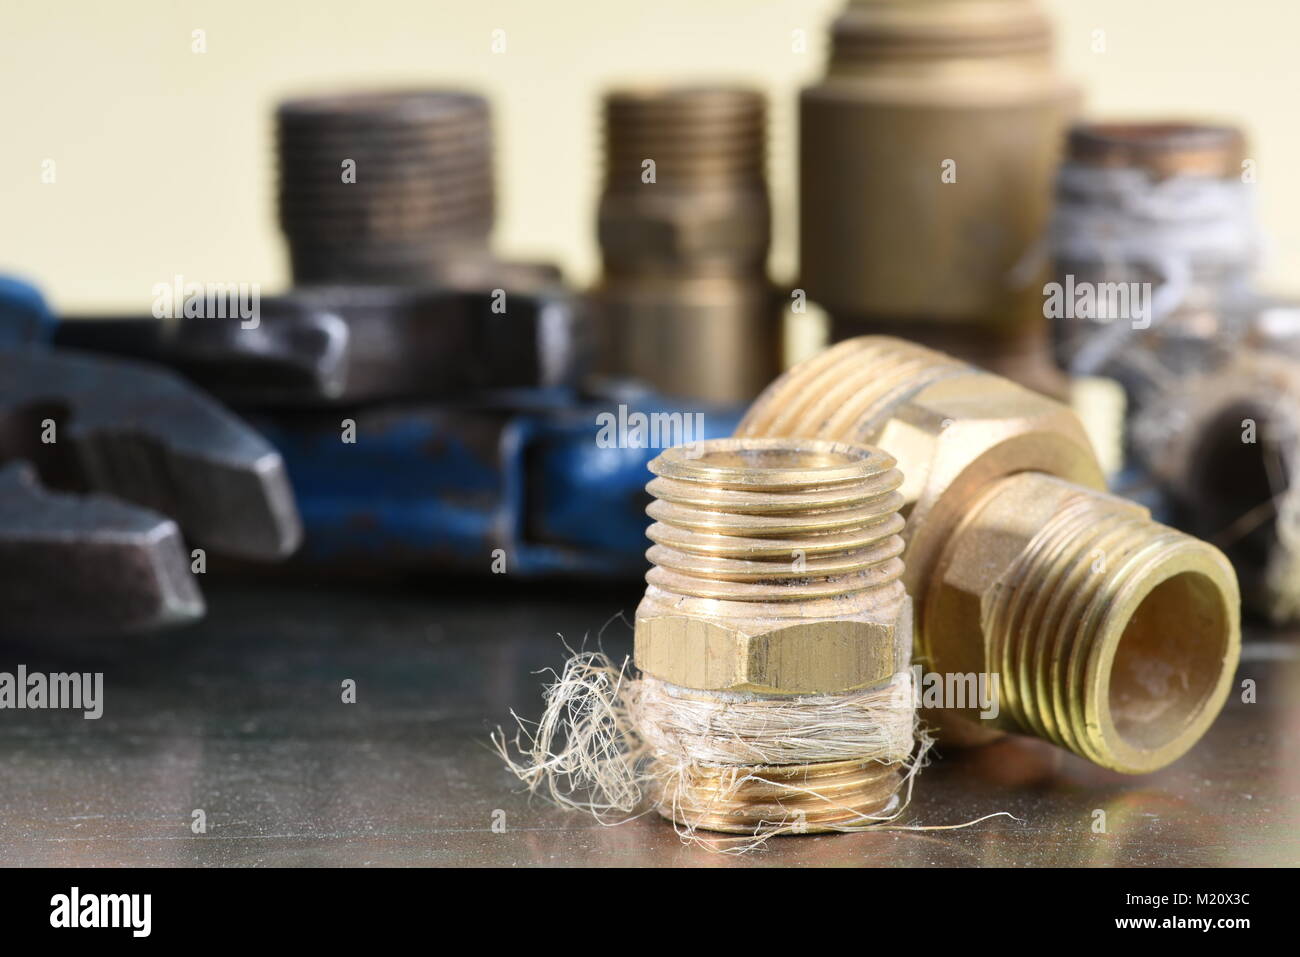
[[597, 191, 769, 270], [873, 372, 1100, 513], [867, 371, 1105, 593], [633, 586, 912, 695]]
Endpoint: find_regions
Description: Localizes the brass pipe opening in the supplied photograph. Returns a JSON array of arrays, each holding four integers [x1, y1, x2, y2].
[[946, 472, 1240, 773], [1107, 570, 1233, 760]]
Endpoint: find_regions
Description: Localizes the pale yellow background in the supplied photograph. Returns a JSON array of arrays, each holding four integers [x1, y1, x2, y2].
[[1, 0, 1296, 312]]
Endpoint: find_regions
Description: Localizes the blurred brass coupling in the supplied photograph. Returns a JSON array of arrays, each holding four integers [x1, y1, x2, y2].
[[592, 87, 780, 402], [276, 89, 496, 284], [800, 0, 1075, 390]]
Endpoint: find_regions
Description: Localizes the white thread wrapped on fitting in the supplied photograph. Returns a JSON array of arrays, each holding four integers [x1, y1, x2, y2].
[[494, 434, 1017, 850], [493, 649, 941, 851], [633, 672, 915, 767], [1050, 162, 1260, 375]]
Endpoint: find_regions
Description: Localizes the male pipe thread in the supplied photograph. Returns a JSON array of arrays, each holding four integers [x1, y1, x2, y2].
[[634, 438, 913, 833], [738, 337, 1241, 774], [276, 89, 496, 285], [592, 87, 781, 403]]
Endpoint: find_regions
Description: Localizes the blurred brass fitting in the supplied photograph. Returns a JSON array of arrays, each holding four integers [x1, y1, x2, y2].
[[634, 437, 912, 831], [592, 87, 781, 402], [800, 0, 1075, 392], [275, 89, 562, 291], [1051, 122, 1254, 382], [1133, 349, 1300, 624], [1065, 122, 1246, 178], [738, 337, 1241, 774], [276, 90, 496, 285]]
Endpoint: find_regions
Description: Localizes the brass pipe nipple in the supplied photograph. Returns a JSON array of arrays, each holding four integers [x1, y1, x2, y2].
[[636, 438, 910, 692], [644, 438, 906, 606], [933, 472, 1240, 774], [592, 86, 779, 402], [633, 438, 914, 834]]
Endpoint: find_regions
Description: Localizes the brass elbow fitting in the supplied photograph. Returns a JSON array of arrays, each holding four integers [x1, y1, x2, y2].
[[738, 337, 1241, 774], [633, 438, 913, 832]]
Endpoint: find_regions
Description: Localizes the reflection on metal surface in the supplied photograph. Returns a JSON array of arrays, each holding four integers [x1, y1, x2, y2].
[[0, 582, 1294, 866]]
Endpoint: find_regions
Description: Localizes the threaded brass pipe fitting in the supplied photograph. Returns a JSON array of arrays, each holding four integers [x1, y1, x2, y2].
[[599, 87, 770, 278], [738, 337, 1241, 774], [592, 87, 780, 402], [276, 89, 496, 284], [800, 0, 1076, 390], [634, 438, 914, 833]]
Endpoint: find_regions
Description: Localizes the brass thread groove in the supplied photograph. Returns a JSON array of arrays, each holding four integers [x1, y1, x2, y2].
[[647, 536, 903, 585], [740, 337, 968, 442], [984, 488, 1239, 771], [646, 514, 902, 558], [646, 495, 904, 535], [644, 438, 905, 603]]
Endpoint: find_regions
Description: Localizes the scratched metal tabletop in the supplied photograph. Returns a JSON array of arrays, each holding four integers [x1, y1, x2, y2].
[[0, 579, 1295, 867]]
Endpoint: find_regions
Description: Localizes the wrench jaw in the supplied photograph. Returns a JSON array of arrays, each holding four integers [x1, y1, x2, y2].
[[0, 464, 205, 637], [1, 347, 305, 561], [193, 450, 304, 561], [50, 302, 353, 406], [0, 347, 305, 635], [73, 430, 304, 562]]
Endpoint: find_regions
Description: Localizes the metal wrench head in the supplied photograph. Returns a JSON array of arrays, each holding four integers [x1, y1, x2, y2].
[[0, 346, 302, 560], [0, 463, 204, 636]]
